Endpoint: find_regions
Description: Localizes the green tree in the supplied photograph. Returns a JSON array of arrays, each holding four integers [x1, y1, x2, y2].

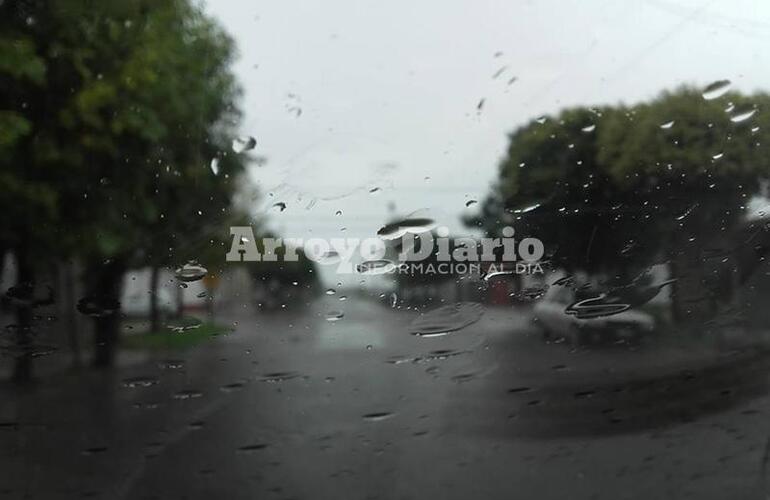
[[0, 0, 249, 376], [470, 87, 770, 321]]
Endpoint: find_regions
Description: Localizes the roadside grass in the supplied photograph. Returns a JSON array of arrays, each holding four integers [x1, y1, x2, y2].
[[122, 318, 232, 350]]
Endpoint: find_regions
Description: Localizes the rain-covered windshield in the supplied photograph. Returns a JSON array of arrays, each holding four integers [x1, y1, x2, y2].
[[2, 1, 770, 499]]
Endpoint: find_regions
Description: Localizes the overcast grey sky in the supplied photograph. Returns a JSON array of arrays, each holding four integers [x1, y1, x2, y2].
[[203, 0, 770, 284]]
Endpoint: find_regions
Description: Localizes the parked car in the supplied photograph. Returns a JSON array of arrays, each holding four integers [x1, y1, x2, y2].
[[533, 284, 655, 346]]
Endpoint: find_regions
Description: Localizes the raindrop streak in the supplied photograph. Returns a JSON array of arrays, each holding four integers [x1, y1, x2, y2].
[[325, 311, 344, 322], [357, 259, 396, 275], [410, 302, 484, 337], [220, 382, 245, 393], [158, 359, 185, 370], [174, 263, 207, 283], [173, 390, 203, 400], [166, 317, 202, 333], [122, 376, 159, 388], [483, 270, 514, 281], [565, 295, 630, 320], [362, 412, 395, 422], [210, 158, 220, 175], [386, 349, 469, 365], [514, 203, 540, 214], [675, 203, 699, 221], [451, 373, 478, 383], [259, 371, 302, 383], [231, 136, 256, 153], [659, 120, 675, 129], [730, 108, 757, 123], [701, 80, 731, 100], [237, 444, 268, 453], [377, 217, 436, 240]]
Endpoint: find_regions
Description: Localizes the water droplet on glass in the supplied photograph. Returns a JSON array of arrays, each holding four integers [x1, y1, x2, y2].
[[237, 443, 268, 453], [173, 389, 203, 400], [701, 79, 731, 100], [122, 376, 159, 388], [325, 288, 336, 295], [166, 317, 202, 333], [492, 66, 507, 79], [465, 199, 478, 207], [362, 412, 395, 422], [174, 262, 207, 282], [581, 124, 596, 133], [730, 108, 757, 123], [325, 311, 344, 322], [410, 302, 484, 337], [231, 136, 257, 153], [220, 382, 245, 393], [676, 203, 698, 221], [659, 120, 675, 129], [158, 359, 185, 370], [357, 259, 396, 275], [377, 218, 436, 240], [259, 371, 302, 383], [210, 158, 220, 175], [712, 152, 724, 160], [272, 202, 287, 212], [513, 203, 541, 214]]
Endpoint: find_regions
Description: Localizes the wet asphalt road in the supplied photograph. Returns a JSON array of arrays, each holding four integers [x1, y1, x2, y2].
[[2, 295, 770, 499]]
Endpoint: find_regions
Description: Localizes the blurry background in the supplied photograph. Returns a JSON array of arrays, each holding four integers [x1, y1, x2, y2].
[[3, 1, 770, 499]]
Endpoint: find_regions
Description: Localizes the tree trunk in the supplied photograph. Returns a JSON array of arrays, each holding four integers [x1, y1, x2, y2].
[[12, 248, 35, 384], [86, 259, 126, 368], [60, 259, 82, 368], [149, 265, 160, 333]]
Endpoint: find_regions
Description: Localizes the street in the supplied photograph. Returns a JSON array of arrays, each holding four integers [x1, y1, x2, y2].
[[2, 295, 770, 499]]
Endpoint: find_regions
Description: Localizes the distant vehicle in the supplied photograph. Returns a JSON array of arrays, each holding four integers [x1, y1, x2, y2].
[[533, 284, 655, 345]]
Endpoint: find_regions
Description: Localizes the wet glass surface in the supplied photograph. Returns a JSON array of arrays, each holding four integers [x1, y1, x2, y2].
[[2, 1, 770, 498]]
